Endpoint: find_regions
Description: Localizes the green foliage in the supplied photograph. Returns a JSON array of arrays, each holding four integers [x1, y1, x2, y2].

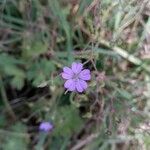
[[117, 88, 133, 100], [144, 135, 150, 150], [53, 105, 83, 137], [0, 0, 149, 149], [2, 123, 29, 150], [48, 0, 73, 63], [22, 34, 49, 59], [0, 54, 25, 89], [0, 115, 6, 127], [27, 59, 55, 86], [23, 40, 48, 58]]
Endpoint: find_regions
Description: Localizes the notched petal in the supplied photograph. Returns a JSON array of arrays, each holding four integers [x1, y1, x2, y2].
[[75, 79, 84, 93], [61, 73, 73, 79], [79, 69, 91, 80], [79, 80, 88, 90], [72, 62, 83, 74], [64, 79, 75, 91], [63, 67, 73, 75]]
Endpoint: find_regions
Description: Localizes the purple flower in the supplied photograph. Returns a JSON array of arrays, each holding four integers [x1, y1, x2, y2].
[[61, 62, 91, 93], [39, 122, 53, 132]]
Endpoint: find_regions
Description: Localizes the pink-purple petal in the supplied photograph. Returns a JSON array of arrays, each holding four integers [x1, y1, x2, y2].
[[75, 79, 84, 93], [62, 62, 91, 93], [61, 73, 73, 79], [63, 67, 73, 75], [79, 69, 91, 80], [39, 122, 53, 132], [79, 80, 88, 90], [64, 79, 75, 91], [71, 62, 83, 74]]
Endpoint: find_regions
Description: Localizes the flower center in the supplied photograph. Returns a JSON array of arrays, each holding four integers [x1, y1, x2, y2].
[[73, 73, 79, 80]]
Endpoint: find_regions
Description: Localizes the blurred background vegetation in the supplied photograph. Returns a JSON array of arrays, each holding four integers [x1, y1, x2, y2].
[[0, 0, 150, 149]]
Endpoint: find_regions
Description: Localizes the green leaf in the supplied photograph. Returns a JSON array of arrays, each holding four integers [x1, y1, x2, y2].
[[27, 59, 55, 87], [0, 54, 25, 90], [117, 89, 133, 100], [23, 40, 48, 58], [52, 106, 83, 137], [11, 76, 25, 90], [2, 123, 29, 150]]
